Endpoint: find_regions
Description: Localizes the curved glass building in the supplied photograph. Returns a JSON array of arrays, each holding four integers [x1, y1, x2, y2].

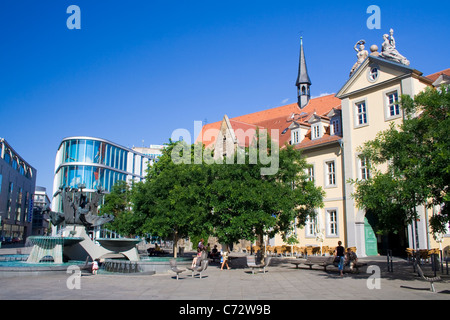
[[52, 137, 161, 213]]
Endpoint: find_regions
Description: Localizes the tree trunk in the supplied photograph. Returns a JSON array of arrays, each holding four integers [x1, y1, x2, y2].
[[258, 231, 265, 263], [173, 229, 178, 258]]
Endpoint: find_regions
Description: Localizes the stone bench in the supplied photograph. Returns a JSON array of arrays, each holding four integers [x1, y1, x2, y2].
[[290, 258, 307, 269], [304, 256, 335, 271]]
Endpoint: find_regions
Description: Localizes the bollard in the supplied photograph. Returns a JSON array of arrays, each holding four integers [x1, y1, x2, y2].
[[431, 253, 439, 277], [387, 249, 393, 272]]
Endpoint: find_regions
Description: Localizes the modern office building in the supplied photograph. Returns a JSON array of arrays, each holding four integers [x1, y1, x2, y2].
[[0, 138, 37, 243], [132, 144, 164, 162], [51, 137, 158, 213], [32, 186, 51, 236]]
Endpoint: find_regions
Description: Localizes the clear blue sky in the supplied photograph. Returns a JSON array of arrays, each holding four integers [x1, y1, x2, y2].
[[0, 0, 449, 199]]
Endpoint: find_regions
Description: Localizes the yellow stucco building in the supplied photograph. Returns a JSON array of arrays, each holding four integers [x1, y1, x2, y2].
[[196, 35, 449, 257]]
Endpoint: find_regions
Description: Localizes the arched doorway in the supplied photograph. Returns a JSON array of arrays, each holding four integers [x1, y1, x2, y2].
[[364, 210, 408, 257]]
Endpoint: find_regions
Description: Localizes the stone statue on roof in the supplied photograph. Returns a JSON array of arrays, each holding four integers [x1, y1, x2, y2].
[[349, 40, 369, 77], [379, 28, 410, 66]]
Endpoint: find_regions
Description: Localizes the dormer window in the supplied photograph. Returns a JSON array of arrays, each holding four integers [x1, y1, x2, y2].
[[312, 124, 320, 139], [289, 122, 309, 145], [308, 113, 329, 140], [292, 130, 300, 144], [331, 119, 340, 135], [327, 108, 342, 136]]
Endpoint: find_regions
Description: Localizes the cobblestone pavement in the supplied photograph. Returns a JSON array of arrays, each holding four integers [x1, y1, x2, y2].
[[1, 246, 449, 302]]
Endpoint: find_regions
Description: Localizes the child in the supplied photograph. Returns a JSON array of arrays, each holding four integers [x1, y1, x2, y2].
[[92, 260, 99, 275]]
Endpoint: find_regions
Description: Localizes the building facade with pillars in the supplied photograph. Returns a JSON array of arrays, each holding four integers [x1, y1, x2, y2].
[[196, 35, 450, 257], [0, 138, 37, 243]]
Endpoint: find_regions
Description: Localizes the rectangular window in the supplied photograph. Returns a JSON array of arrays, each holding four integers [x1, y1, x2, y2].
[[326, 161, 336, 186], [327, 209, 338, 236], [25, 192, 30, 222], [356, 102, 367, 125], [387, 91, 400, 117], [359, 157, 370, 180], [307, 166, 314, 182], [7, 182, 14, 219], [16, 187, 23, 221], [292, 130, 299, 144], [331, 119, 340, 135], [312, 125, 320, 139], [306, 215, 316, 237]]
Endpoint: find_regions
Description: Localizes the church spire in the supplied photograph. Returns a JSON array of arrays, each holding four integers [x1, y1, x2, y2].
[[296, 37, 312, 109]]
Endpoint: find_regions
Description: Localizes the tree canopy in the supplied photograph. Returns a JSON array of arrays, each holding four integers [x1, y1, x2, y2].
[[103, 131, 325, 254], [132, 140, 212, 257]]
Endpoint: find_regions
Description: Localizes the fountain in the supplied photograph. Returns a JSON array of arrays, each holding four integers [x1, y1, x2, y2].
[[26, 235, 84, 264], [1, 185, 191, 276], [33, 185, 143, 263]]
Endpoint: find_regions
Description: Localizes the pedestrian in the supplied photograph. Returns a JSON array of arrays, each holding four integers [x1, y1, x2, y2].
[[198, 239, 205, 251], [220, 247, 230, 270], [334, 241, 345, 277]]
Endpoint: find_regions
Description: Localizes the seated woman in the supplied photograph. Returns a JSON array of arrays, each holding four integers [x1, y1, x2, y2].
[[192, 248, 202, 267], [345, 248, 358, 271]]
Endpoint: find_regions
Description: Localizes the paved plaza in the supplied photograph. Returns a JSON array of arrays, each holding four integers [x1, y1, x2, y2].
[[1, 246, 449, 303]]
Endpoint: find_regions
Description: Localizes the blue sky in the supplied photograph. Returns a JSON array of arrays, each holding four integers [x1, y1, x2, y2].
[[0, 0, 449, 199]]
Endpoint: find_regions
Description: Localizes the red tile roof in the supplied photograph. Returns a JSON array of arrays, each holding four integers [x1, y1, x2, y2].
[[196, 94, 341, 149], [228, 120, 262, 148], [294, 130, 342, 151], [425, 68, 450, 82]]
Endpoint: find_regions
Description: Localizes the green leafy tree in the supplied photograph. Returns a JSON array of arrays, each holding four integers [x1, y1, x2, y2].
[[207, 130, 324, 248], [351, 85, 450, 239], [132, 140, 212, 257], [100, 180, 136, 237]]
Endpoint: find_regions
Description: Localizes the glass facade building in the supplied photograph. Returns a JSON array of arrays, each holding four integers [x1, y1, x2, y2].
[[52, 137, 156, 213]]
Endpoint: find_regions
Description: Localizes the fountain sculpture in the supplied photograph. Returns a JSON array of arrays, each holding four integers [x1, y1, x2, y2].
[[27, 185, 141, 264]]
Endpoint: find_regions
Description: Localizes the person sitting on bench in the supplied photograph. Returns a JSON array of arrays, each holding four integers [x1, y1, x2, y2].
[[345, 248, 358, 271]]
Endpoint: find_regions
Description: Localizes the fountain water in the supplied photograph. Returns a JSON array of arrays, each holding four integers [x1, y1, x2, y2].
[[27, 236, 83, 263]]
